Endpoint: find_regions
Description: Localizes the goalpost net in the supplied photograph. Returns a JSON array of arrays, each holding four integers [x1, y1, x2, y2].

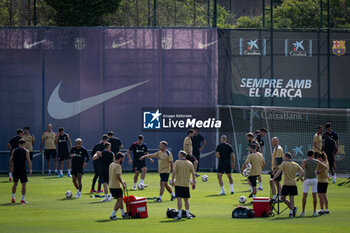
[[217, 105, 350, 173]]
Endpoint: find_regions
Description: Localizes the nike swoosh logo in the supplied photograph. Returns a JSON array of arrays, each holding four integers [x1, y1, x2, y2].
[[24, 39, 46, 49], [48, 80, 149, 120], [112, 40, 133, 49], [198, 41, 217, 49]]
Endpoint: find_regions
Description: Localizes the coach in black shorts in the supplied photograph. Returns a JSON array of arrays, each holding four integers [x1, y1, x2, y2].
[[9, 139, 32, 204], [215, 135, 235, 195]]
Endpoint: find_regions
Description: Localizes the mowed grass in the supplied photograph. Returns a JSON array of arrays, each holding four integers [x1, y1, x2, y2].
[[0, 172, 350, 233]]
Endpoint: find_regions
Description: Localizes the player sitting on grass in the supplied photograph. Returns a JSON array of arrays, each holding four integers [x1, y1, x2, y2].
[[127, 135, 153, 190], [242, 143, 265, 200], [70, 138, 89, 199], [109, 152, 128, 220], [272, 152, 304, 217], [316, 152, 330, 215], [93, 142, 115, 202], [171, 150, 196, 220], [9, 139, 32, 204], [300, 150, 327, 216], [215, 135, 235, 195], [140, 141, 176, 202]]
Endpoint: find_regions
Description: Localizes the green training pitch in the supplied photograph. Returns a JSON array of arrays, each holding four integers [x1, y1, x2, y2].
[[1, 173, 350, 233]]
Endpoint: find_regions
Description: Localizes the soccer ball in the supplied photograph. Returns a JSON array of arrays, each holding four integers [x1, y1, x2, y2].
[[190, 178, 197, 185], [239, 196, 247, 204], [65, 190, 73, 198], [169, 179, 175, 186], [246, 163, 252, 170], [137, 183, 145, 190], [242, 169, 250, 177], [202, 175, 209, 182]]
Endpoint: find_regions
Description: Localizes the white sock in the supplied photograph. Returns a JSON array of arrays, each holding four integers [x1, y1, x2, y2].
[[158, 195, 162, 200], [55, 169, 58, 172], [12, 193, 15, 199], [77, 189, 80, 193], [68, 169, 71, 174], [134, 183, 137, 188], [259, 182, 262, 189], [250, 186, 253, 191], [273, 195, 276, 200], [104, 194, 108, 199], [9, 172, 12, 178], [60, 170, 63, 175], [178, 210, 182, 217], [48, 169, 51, 173], [333, 175, 336, 181], [290, 209, 293, 214], [111, 210, 116, 216], [186, 209, 190, 217], [325, 209, 328, 212], [21, 195, 25, 201], [320, 209, 324, 212], [253, 195, 256, 198], [220, 186, 225, 193], [121, 209, 125, 216], [140, 179, 144, 184], [230, 184, 234, 192], [171, 192, 175, 197]]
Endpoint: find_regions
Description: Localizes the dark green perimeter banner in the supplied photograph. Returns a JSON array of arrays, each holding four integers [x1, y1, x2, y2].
[[218, 29, 350, 108]]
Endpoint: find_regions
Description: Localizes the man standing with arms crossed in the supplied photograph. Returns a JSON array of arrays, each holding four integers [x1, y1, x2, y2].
[[10, 139, 32, 204], [40, 124, 57, 175], [171, 150, 196, 220], [140, 141, 176, 202], [107, 131, 123, 155], [270, 137, 284, 201], [55, 127, 72, 178], [272, 152, 304, 217], [216, 135, 235, 195], [23, 127, 35, 161]]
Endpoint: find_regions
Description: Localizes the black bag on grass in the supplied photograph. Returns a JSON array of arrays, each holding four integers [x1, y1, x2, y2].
[[232, 206, 255, 218], [166, 208, 196, 218]]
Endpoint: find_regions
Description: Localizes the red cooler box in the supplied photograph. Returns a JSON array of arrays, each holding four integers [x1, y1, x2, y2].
[[252, 197, 272, 217], [126, 197, 148, 218]]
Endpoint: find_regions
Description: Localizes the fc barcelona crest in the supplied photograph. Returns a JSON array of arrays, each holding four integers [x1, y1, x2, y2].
[[74, 37, 86, 50], [332, 40, 346, 56]]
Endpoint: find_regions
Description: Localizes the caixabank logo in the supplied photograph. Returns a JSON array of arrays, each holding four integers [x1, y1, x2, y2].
[[142, 108, 222, 132]]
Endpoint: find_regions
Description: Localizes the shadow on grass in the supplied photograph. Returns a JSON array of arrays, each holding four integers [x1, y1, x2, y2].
[[95, 219, 112, 223], [234, 190, 251, 193], [0, 203, 21, 206], [159, 219, 185, 223], [205, 194, 227, 197], [44, 177, 60, 179], [0, 181, 11, 183], [56, 198, 75, 201]]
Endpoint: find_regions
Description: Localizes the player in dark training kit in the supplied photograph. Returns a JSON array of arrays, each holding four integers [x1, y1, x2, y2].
[[9, 139, 32, 204], [191, 127, 206, 172], [70, 138, 89, 199], [55, 128, 72, 178], [216, 135, 235, 195], [107, 131, 123, 155], [90, 134, 109, 193], [127, 135, 153, 190], [8, 129, 24, 181], [323, 122, 339, 183], [93, 142, 115, 202]]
